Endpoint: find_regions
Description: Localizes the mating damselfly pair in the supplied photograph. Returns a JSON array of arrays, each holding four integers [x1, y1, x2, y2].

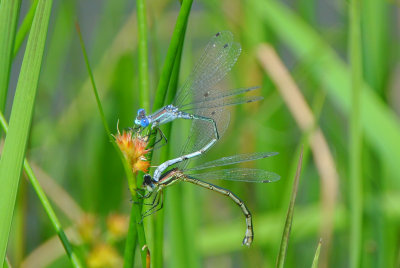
[[131, 31, 279, 246]]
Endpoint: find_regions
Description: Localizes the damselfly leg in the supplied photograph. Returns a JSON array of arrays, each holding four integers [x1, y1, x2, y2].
[[141, 191, 164, 221], [150, 126, 168, 149]]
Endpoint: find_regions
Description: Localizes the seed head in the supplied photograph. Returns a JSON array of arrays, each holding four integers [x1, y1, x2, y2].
[[114, 128, 151, 173]]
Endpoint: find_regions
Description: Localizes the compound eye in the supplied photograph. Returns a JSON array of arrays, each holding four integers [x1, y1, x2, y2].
[[140, 118, 149, 127], [137, 108, 146, 117], [143, 174, 152, 186]]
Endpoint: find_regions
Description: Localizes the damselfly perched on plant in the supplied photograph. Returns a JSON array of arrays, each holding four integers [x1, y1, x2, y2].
[[134, 31, 262, 175], [141, 152, 280, 246]]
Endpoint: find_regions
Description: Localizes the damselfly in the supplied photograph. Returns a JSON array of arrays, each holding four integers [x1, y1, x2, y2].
[[141, 152, 280, 246], [140, 31, 262, 181]]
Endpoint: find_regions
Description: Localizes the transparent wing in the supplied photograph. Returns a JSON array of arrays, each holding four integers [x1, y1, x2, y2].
[[176, 103, 231, 170], [185, 168, 280, 183], [178, 86, 262, 111], [180, 95, 263, 112], [173, 31, 241, 108], [185, 152, 278, 171]]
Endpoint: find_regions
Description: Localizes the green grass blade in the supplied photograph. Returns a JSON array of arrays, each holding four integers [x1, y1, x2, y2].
[[0, 112, 82, 267], [162, 32, 191, 268], [0, 0, 53, 263], [13, 0, 39, 58], [137, 0, 150, 111], [3, 256, 11, 268], [276, 148, 303, 268], [349, 0, 363, 266], [361, 0, 389, 95], [311, 239, 322, 268], [151, 0, 193, 112], [123, 204, 138, 268], [75, 22, 111, 136], [250, 0, 400, 184], [0, 0, 21, 111], [76, 22, 148, 267]]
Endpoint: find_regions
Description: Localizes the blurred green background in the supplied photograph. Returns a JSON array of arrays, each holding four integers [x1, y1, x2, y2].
[[3, 0, 400, 267]]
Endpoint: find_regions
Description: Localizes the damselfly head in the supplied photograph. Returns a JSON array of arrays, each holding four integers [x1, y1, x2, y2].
[[143, 174, 156, 191], [135, 109, 149, 127]]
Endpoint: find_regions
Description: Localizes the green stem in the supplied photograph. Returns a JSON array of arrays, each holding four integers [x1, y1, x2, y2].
[[137, 0, 150, 112], [123, 218, 137, 267], [151, 0, 193, 113], [349, 0, 363, 266], [276, 148, 303, 268], [0, 112, 83, 268], [153, 29, 187, 268], [123, 202, 138, 268], [146, 3, 194, 263], [76, 21, 148, 267], [75, 22, 110, 135]]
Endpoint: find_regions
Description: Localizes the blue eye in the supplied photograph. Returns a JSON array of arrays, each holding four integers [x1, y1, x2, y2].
[[140, 118, 149, 127], [137, 108, 145, 116]]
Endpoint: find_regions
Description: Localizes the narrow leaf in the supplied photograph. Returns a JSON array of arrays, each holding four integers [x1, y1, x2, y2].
[[311, 239, 322, 268], [0, 0, 21, 111], [0, 0, 53, 262], [276, 148, 303, 268]]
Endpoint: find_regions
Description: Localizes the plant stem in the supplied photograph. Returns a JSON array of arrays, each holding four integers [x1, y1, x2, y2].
[[349, 0, 363, 266], [153, 28, 187, 268], [151, 0, 193, 113], [276, 148, 303, 268], [137, 0, 150, 112], [76, 21, 148, 267]]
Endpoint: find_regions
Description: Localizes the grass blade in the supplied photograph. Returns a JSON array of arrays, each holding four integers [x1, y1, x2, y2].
[[311, 239, 322, 268], [0, 0, 21, 111], [13, 0, 39, 58], [249, 0, 400, 185], [349, 0, 363, 266], [0, 112, 82, 267], [162, 32, 191, 268], [151, 0, 193, 112], [276, 148, 303, 268], [0, 0, 53, 263], [137, 0, 150, 111], [361, 0, 389, 96], [257, 44, 338, 267], [75, 22, 148, 267]]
